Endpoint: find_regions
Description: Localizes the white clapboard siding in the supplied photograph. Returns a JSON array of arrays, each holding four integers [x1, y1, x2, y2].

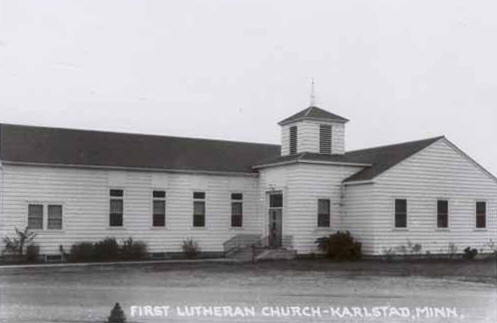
[[0, 165, 260, 255], [259, 163, 363, 254], [280, 121, 345, 156], [341, 183, 378, 254], [371, 138, 497, 255]]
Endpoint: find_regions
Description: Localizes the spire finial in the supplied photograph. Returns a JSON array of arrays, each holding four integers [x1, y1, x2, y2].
[[310, 78, 316, 106]]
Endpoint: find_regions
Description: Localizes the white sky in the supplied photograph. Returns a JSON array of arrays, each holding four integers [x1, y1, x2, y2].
[[0, 0, 496, 175]]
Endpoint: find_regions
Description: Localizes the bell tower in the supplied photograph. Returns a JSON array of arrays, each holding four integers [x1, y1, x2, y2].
[[278, 106, 349, 156]]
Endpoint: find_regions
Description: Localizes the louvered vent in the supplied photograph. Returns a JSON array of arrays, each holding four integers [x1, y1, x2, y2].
[[319, 124, 332, 154], [289, 126, 297, 155]]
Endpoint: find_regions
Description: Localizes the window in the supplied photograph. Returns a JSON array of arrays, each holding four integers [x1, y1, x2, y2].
[[109, 189, 123, 227], [318, 199, 330, 227], [28, 204, 43, 229], [47, 205, 63, 230], [152, 191, 166, 227], [289, 126, 297, 155], [193, 192, 205, 227], [395, 199, 407, 228], [319, 124, 332, 154], [231, 193, 243, 227], [437, 200, 448, 228], [269, 194, 283, 208], [476, 201, 486, 228]]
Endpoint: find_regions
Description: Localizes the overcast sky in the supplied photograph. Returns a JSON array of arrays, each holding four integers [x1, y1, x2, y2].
[[0, 0, 496, 175]]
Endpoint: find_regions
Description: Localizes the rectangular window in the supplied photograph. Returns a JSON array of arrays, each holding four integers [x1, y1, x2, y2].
[[109, 189, 123, 227], [47, 205, 63, 230], [395, 199, 407, 228], [231, 193, 243, 227], [437, 200, 448, 228], [476, 201, 486, 228], [319, 124, 332, 154], [269, 194, 283, 208], [289, 126, 297, 155], [152, 191, 166, 227], [318, 199, 330, 227], [28, 204, 43, 229], [193, 192, 205, 227]]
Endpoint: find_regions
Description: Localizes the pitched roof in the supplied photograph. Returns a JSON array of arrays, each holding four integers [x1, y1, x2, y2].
[[278, 106, 349, 125], [343, 136, 444, 182], [254, 136, 445, 182], [0, 124, 280, 174]]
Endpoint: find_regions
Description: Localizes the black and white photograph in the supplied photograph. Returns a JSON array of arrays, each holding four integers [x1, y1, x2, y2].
[[0, 1, 496, 322]]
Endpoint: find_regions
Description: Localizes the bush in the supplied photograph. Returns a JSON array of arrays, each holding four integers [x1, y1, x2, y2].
[[463, 247, 478, 260], [120, 237, 148, 260], [2, 227, 37, 256], [315, 231, 362, 260], [69, 237, 148, 262], [93, 237, 120, 261], [69, 242, 94, 262], [25, 244, 40, 263], [182, 238, 200, 259]]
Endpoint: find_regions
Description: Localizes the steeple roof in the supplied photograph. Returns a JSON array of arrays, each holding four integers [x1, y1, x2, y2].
[[278, 106, 349, 126]]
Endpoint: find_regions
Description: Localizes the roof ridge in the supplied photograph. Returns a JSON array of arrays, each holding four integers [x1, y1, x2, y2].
[[346, 136, 445, 155], [303, 106, 314, 117]]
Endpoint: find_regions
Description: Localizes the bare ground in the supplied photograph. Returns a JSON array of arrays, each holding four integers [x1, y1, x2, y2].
[[0, 259, 495, 323]]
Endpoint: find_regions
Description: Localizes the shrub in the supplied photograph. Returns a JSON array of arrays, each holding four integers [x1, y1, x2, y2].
[[315, 231, 362, 260], [182, 238, 200, 259], [2, 227, 37, 256], [120, 237, 148, 260], [93, 238, 120, 261], [25, 244, 40, 263], [463, 247, 478, 260], [69, 242, 94, 262]]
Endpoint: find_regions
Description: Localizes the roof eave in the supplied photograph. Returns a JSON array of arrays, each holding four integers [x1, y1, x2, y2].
[[1, 160, 260, 177], [278, 117, 349, 126], [253, 158, 371, 170]]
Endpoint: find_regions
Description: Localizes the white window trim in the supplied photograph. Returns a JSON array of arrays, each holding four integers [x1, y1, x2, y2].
[[150, 188, 167, 229], [108, 187, 125, 229], [435, 198, 450, 231], [26, 201, 65, 232], [316, 197, 332, 229], [230, 192, 244, 229], [475, 199, 488, 231], [191, 190, 207, 229], [392, 197, 408, 231]]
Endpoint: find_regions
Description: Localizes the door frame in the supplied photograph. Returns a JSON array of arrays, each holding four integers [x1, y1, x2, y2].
[[267, 191, 283, 248]]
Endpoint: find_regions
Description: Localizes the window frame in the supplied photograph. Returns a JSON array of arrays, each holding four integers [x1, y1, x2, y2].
[[152, 190, 166, 228], [475, 200, 487, 229], [393, 198, 408, 229], [26, 201, 64, 231], [109, 188, 124, 228], [27, 203, 44, 231], [319, 124, 332, 154], [230, 193, 243, 228], [317, 198, 331, 228], [47, 204, 64, 230], [436, 199, 449, 230], [289, 125, 298, 155], [193, 191, 206, 228]]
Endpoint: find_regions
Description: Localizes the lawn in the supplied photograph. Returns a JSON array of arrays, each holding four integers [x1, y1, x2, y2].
[[0, 259, 495, 323]]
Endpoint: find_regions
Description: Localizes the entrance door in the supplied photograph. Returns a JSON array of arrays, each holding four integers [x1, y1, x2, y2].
[[268, 193, 283, 248]]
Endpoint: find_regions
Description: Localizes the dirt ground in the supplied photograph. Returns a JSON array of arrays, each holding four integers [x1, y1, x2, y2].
[[0, 259, 495, 323]]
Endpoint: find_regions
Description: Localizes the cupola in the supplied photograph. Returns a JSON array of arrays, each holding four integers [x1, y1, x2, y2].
[[278, 106, 348, 156]]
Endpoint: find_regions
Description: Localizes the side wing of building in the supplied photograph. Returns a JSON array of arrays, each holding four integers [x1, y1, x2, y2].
[[368, 138, 497, 255], [0, 164, 261, 255]]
